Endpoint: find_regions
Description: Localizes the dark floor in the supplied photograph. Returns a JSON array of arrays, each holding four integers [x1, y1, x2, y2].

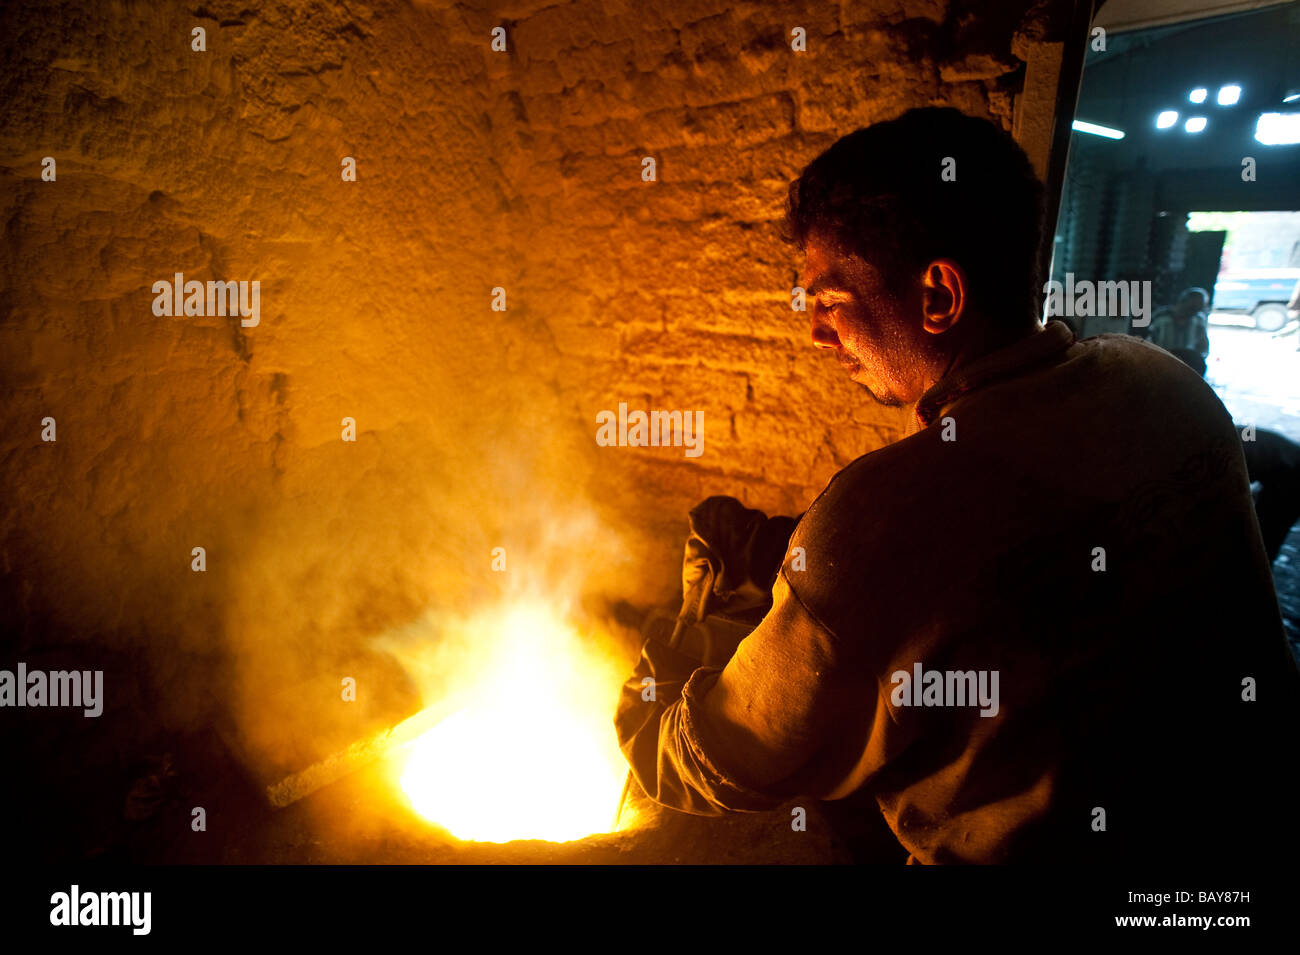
[[27, 731, 876, 865]]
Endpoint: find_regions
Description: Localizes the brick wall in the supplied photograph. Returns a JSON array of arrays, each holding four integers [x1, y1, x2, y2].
[[0, 0, 1069, 758]]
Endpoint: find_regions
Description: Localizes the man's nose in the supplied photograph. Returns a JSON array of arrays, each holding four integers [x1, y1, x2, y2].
[[811, 310, 840, 350]]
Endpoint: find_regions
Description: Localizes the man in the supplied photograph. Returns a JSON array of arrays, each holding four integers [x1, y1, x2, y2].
[[614, 108, 1299, 864], [1145, 287, 1211, 376]]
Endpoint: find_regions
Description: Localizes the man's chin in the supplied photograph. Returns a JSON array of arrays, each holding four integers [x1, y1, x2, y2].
[[849, 373, 902, 407], [861, 385, 903, 407]]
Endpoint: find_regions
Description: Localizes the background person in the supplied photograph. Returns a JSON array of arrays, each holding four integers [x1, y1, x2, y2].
[[1146, 287, 1211, 376]]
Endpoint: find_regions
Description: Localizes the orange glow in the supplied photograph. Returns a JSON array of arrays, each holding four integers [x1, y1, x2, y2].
[[398, 602, 628, 843]]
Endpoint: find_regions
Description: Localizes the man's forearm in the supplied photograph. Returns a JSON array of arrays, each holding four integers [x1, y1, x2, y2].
[[613, 502, 812, 815], [613, 633, 728, 815], [614, 567, 855, 817], [613, 627, 793, 815]]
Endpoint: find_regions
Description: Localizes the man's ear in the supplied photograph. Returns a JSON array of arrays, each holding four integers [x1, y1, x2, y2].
[[920, 259, 966, 334]]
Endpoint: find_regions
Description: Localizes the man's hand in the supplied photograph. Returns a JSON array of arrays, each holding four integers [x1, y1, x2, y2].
[[682, 496, 800, 615]]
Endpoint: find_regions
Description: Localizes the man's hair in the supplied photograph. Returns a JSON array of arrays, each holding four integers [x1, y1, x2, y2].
[[782, 107, 1045, 324]]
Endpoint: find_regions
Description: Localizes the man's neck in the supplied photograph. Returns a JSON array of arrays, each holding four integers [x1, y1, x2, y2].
[[927, 316, 1043, 396], [902, 318, 1065, 437]]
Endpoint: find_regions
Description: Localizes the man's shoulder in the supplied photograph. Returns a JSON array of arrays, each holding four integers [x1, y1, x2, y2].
[[781, 445, 917, 641], [1071, 327, 1200, 378], [786, 429, 943, 579], [789, 331, 1221, 546], [799, 431, 936, 519]]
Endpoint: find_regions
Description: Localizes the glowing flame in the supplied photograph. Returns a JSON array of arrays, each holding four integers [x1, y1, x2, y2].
[[399, 602, 628, 843]]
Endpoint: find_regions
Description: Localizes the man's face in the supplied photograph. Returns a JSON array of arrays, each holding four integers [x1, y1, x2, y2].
[[799, 236, 931, 407]]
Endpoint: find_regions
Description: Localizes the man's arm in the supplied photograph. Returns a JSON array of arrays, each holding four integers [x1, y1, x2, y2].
[[683, 496, 801, 612], [614, 571, 868, 815]]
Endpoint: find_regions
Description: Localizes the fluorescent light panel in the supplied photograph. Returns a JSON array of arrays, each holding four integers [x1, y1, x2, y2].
[[1072, 119, 1125, 139], [1255, 112, 1300, 145]]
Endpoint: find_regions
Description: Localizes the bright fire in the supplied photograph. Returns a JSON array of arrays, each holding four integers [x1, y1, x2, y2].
[[398, 602, 629, 843]]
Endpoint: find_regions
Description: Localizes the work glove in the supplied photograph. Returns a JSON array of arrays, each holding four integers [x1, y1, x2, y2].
[[682, 496, 801, 616]]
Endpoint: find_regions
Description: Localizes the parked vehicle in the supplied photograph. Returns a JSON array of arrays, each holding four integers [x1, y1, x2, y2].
[[1212, 269, 1300, 331]]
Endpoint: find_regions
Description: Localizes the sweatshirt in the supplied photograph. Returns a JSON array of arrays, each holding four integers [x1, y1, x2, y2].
[[615, 320, 1300, 863]]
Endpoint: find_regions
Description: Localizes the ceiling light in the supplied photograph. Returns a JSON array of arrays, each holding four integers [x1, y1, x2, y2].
[[1156, 110, 1179, 128], [1217, 85, 1241, 106], [1189, 88, 1208, 104], [1072, 119, 1125, 139], [1184, 116, 1207, 133], [1255, 112, 1300, 145]]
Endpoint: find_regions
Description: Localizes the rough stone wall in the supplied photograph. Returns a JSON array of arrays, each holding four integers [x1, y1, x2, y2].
[[0, 0, 1067, 776]]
